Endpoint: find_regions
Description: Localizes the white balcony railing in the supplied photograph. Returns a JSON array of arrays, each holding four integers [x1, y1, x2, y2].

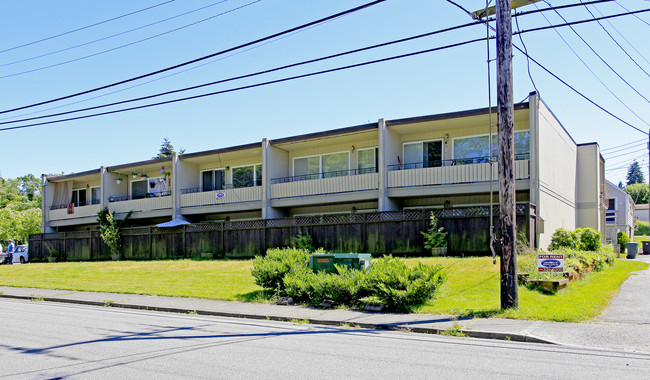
[[271, 173, 379, 199], [388, 159, 530, 188], [108, 195, 172, 213], [49, 204, 101, 221], [180, 187, 262, 208]]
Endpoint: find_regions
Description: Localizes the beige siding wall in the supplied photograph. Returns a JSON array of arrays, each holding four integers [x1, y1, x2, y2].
[[535, 100, 578, 249], [576, 144, 603, 232], [271, 173, 378, 199], [180, 186, 262, 207], [50, 204, 101, 221]]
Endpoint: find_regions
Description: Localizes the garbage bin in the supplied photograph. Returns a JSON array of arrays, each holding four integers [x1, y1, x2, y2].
[[625, 242, 639, 259], [309, 254, 336, 273], [643, 241, 650, 255]]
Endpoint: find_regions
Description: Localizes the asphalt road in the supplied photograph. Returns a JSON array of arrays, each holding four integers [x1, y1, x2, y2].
[[1, 299, 649, 379]]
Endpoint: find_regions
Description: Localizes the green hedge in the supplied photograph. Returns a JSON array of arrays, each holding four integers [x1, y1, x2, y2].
[[252, 249, 447, 312]]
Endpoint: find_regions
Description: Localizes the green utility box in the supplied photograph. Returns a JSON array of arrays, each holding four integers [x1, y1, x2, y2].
[[309, 253, 372, 273]]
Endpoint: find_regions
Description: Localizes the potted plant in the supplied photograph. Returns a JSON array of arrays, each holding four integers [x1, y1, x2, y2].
[[115, 176, 123, 184], [140, 173, 148, 179], [421, 213, 448, 256], [131, 171, 138, 179]]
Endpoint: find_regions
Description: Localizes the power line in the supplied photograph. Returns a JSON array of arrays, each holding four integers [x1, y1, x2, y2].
[[616, 1, 650, 28], [0, 19, 490, 126], [0, 0, 388, 116], [0, 1, 175, 54], [2, 8, 642, 128], [601, 141, 647, 155], [580, 0, 650, 79], [447, 0, 649, 135], [591, 3, 650, 69], [605, 148, 648, 160], [0, 37, 487, 132], [533, 2, 650, 128], [2, 6, 648, 133], [544, 0, 650, 105], [602, 139, 647, 152], [0, 0, 263, 78]]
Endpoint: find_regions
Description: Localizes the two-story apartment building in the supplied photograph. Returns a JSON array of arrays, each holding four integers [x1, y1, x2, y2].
[[604, 180, 635, 243], [41, 92, 606, 250]]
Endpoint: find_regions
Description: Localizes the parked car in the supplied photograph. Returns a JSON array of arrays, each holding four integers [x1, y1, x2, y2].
[[12, 245, 29, 264]]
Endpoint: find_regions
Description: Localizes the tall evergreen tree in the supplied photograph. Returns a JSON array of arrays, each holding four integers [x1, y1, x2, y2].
[[153, 138, 185, 159], [626, 160, 645, 186]]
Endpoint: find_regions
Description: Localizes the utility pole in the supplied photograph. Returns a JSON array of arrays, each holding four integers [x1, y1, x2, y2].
[[496, 0, 518, 309]]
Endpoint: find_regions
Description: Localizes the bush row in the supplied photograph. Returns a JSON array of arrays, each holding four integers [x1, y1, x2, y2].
[[548, 227, 602, 251], [519, 245, 616, 281], [251, 248, 447, 313]]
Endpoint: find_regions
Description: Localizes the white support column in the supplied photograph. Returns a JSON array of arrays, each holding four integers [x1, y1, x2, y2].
[[262, 138, 289, 219], [172, 153, 182, 220], [378, 118, 399, 211], [41, 174, 55, 233]]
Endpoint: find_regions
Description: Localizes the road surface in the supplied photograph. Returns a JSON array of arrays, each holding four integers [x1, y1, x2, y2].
[[1, 299, 648, 379]]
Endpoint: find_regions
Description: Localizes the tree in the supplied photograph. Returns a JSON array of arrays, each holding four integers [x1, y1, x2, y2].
[[626, 160, 645, 186], [618, 181, 624, 189], [153, 138, 185, 159], [0, 174, 42, 245], [625, 183, 649, 204]]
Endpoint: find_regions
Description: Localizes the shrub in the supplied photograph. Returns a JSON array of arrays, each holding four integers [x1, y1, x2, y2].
[[549, 228, 580, 250], [617, 231, 630, 252], [635, 220, 650, 236], [284, 266, 369, 307], [421, 213, 447, 250], [291, 228, 314, 252], [363, 256, 446, 313], [576, 227, 602, 251], [250, 248, 310, 293]]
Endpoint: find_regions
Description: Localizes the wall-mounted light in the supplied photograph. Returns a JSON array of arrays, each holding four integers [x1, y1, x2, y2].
[[226, 166, 230, 171], [351, 145, 356, 151], [444, 134, 449, 144]]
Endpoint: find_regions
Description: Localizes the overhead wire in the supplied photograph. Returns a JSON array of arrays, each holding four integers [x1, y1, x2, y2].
[[2, 7, 649, 132], [0, 0, 263, 78], [543, 0, 650, 105], [0, 18, 492, 126], [0, 0, 615, 118], [0, 0, 175, 54], [601, 141, 646, 155], [0, 0, 388, 116], [579, 0, 650, 79], [591, 2, 650, 68], [601, 139, 647, 152], [532, 2, 650, 128]]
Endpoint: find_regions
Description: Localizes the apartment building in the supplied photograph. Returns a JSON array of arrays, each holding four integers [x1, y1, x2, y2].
[[41, 92, 606, 250], [604, 180, 635, 243]]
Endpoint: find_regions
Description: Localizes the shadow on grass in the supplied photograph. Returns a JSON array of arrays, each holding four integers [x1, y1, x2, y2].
[[455, 308, 501, 319], [234, 289, 273, 303]]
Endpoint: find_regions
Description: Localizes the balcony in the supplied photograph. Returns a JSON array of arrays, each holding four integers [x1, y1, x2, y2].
[[270, 168, 379, 199], [108, 192, 172, 213], [49, 201, 101, 222], [388, 155, 530, 188], [180, 185, 262, 208]]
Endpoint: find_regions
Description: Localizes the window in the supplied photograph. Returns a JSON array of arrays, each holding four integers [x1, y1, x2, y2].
[[294, 152, 350, 180], [91, 187, 101, 205], [71, 188, 86, 207], [201, 169, 225, 192], [403, 140, 442, 169], [608, 198, 616, 211], [232, 164, 262, 188], [357, 148, 378, 174], [131, 177, 168, 199], [452, 131, 530, 164]]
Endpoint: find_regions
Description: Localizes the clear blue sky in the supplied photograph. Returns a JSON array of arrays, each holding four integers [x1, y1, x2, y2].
[[1, 0, 649, 186]]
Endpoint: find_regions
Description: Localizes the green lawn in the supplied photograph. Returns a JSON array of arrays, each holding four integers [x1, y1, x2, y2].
[[0, 256, 646, 322]]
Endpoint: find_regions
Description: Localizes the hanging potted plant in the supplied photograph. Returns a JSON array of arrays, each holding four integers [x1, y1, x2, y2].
[[421, 213, 448, 256], [131, 171, 138, 179], [115, 176, 124, 184], [140, 173, 148, 179]]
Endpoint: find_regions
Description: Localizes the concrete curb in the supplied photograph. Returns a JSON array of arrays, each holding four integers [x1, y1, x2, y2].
[[0, 293, 555, 345]]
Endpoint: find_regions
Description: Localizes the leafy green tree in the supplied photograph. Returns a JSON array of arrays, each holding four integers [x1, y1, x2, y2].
[[153, 138, 185, 159], [0, 174, 42, 245], [625, 183, 649, 204], [626, 160, 645, 186]]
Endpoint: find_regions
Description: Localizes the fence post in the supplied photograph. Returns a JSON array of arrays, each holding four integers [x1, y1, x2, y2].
[[149, 226, 153, 260], [220, 222, 225, 258], [182, 225, 187, 258]]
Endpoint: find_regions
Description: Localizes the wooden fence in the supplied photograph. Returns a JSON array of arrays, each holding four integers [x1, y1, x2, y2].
[[28, 204, 535, 261]]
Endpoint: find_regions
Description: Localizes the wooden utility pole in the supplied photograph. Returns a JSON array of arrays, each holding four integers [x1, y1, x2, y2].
[[496, 0, 518, 309]]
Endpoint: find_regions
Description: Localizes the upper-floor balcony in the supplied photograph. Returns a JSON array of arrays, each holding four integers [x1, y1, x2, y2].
[[387, 154, 530, 189], [270, 168, 379, 199], [49, 200, 101, 222], [180, 184, 262, 208], [108, 192, 173, 214]]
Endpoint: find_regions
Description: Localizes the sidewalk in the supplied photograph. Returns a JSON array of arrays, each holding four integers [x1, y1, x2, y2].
[[1, 255, 649, 353]]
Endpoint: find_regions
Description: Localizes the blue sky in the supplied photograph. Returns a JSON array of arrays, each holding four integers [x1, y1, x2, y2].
[[1, 0, 649, 185]]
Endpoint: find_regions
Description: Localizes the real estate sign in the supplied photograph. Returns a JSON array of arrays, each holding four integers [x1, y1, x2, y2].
[[538, 253, 564, 273]]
